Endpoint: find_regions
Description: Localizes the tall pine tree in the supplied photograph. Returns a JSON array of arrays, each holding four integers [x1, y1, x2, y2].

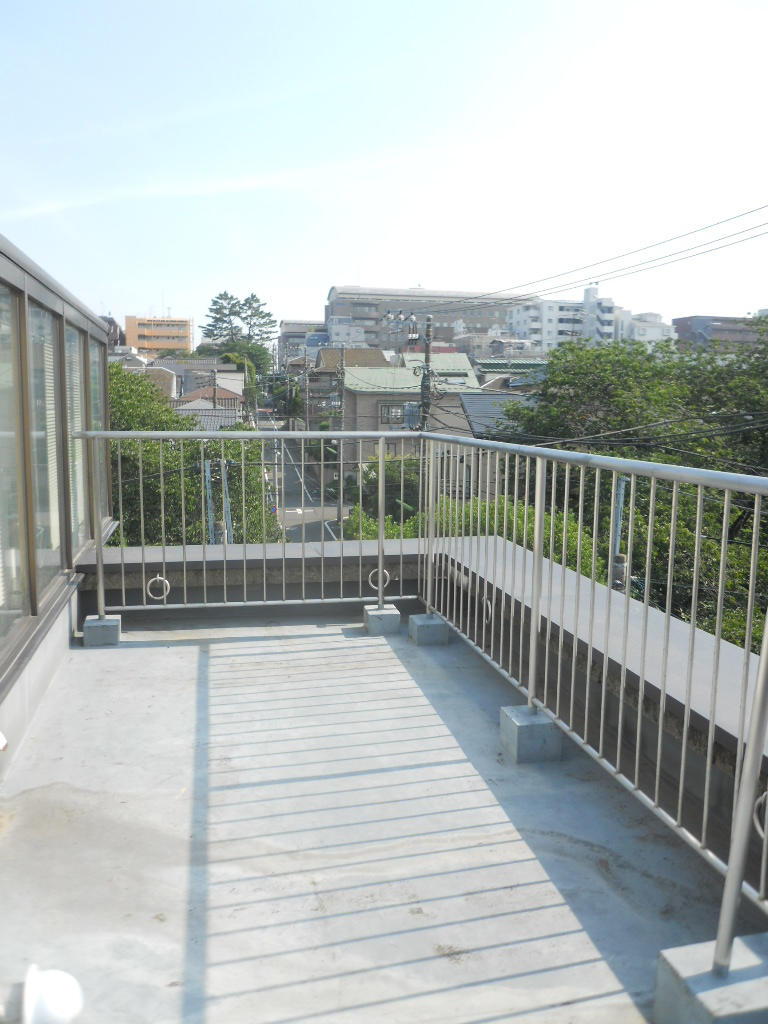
[[202, 291, 244, 344]]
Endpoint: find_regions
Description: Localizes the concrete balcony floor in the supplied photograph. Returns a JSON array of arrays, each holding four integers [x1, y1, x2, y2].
[[0, 605, 756, 1023]]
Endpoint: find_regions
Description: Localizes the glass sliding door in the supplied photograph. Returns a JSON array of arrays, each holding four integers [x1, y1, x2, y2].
[[28, 303, 63, 593], [0, 285, 27, 639]]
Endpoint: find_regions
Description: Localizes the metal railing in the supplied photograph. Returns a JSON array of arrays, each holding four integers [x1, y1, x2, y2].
[[79, 427, 768, 971], [416, 432, 768, 969], [79, 429, 424, 612]]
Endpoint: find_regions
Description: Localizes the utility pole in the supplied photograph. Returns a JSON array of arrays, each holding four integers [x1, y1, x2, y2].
[[338, 346, 345, 529], [305, 363, 310, 429], [212, 368, 218, 410], [420, 314, 433, 431], [339, 345, 345, 431]]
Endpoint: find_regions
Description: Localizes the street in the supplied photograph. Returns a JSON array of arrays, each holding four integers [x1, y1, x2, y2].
[[258, 415, 347, 543]]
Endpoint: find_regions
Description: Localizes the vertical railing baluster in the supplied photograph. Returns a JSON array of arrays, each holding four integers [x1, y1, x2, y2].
[[481, 450, 492, 653], [159, 440, 167, 605], [358, 439, 364, 599], [544, 461, 557, 707], [445, 444, 455, 621], [90, 437, 106, 619], [584, 468, 601, 747], [301, 437, 306, 602], [499, 453, 510, 671], [241, 439, 247, 604], [599, 471, 618, 757], [713, 603, 768, 975], [117, 439, 126, 608], [677, 485, 705, 826], [473, 449, 483, 645], [200, 440, 207, 605], [634, 477, 656, 789], [569, 465, 586, 731], [425, 438, 437, 615], [556, 463, 570, 719], [280, 438, 286, 603], [180, 439, 188, 606], [139, 440, 146, 606], [378, 437, 387, 610], [220, 439, 227, 605], [655, 481, 680, 808], [528, 456, 547, 708], [508, 455, 520, 679], [489, 450, 501, 664], [340, 438, 346, 600], [459, 444, 468, 635], [701, 489, 731, 847], [734, 494, 761, 827], [616, 474, 636, 776], [518, 457, 531, 686]]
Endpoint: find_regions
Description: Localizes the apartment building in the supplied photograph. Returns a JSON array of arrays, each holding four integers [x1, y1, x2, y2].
[[277, 319, 325, 368], [325, 285, 520, 350], [617, 310, 676, 344], [125, 315, 193, 357], [672, 314, 762, 349], [507, 286, 617, 351]]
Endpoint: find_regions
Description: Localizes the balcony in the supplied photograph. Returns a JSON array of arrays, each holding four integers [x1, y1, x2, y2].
[[3, 426, 768, 1022]]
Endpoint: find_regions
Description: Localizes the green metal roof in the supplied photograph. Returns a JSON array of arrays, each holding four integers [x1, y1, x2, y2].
[[401, 353, 475, 373], [474, 357, 548, 371], [343, 366, 481, 393]]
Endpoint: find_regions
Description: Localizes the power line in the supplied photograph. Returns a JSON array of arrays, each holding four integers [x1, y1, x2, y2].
[[392, 224, 768, 321], [371, 201, 768, 323]]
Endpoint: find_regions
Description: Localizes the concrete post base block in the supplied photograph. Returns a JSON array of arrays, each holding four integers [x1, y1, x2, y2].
[[653, 933, 768, 1024], [82, 614, 121, 647], [364, 605, 401, 636], [408, 613, 450, 645], [500, 705, 562, 763]]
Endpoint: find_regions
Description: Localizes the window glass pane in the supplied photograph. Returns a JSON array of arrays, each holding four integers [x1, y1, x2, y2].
[[29, 303, 63, 592], [89, 338, 104, 430], [0, 285, 27, 638], [66, 326, 88, 553], [89, 339, 108, 518]]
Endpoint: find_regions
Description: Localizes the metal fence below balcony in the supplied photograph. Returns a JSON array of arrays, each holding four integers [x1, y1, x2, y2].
[[77, 427, 768, 973]]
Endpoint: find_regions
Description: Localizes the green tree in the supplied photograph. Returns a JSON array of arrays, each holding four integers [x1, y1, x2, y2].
[[107, 363, 279, 547], [495, 333, 768, 651], [202, 291, 242, 345], [240, 292, 277, 347], [359, 455, 422, 519], [194, 336, 272, 377], [199, 291, 275, 377]]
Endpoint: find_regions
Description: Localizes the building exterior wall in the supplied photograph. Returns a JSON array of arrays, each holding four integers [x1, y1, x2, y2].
[[672, 315, 760, 348], [277, 319, 325, 368], [326, 286, 519, 351], [125, 316, 192, 357]]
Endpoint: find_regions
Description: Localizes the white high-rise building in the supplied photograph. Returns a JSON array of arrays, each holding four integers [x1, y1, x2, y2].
[[506, 287, 616, 351]]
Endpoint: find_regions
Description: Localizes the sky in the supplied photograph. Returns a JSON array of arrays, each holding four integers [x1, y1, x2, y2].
[[2, 0, 768, 343]]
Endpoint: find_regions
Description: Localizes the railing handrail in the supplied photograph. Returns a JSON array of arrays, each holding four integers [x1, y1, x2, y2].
[[78, 428, 768, 496]]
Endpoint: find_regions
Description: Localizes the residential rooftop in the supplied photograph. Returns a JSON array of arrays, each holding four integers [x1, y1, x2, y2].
[[1, 605, 755, 1024]]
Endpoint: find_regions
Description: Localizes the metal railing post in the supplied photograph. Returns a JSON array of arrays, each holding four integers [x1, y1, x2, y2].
[[89, 436, 106, 619], [426, 438, 437, 616], [713, 604, 768, 975], [528, 456, 547, 707], [377, 438, 386, 609]]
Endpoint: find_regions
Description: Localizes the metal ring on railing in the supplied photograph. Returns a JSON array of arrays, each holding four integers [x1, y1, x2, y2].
[[753, 791, 767, 841], [485, 598, 493, 625], [146, 575, 171, 601], [367, 568, 390, 592]]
